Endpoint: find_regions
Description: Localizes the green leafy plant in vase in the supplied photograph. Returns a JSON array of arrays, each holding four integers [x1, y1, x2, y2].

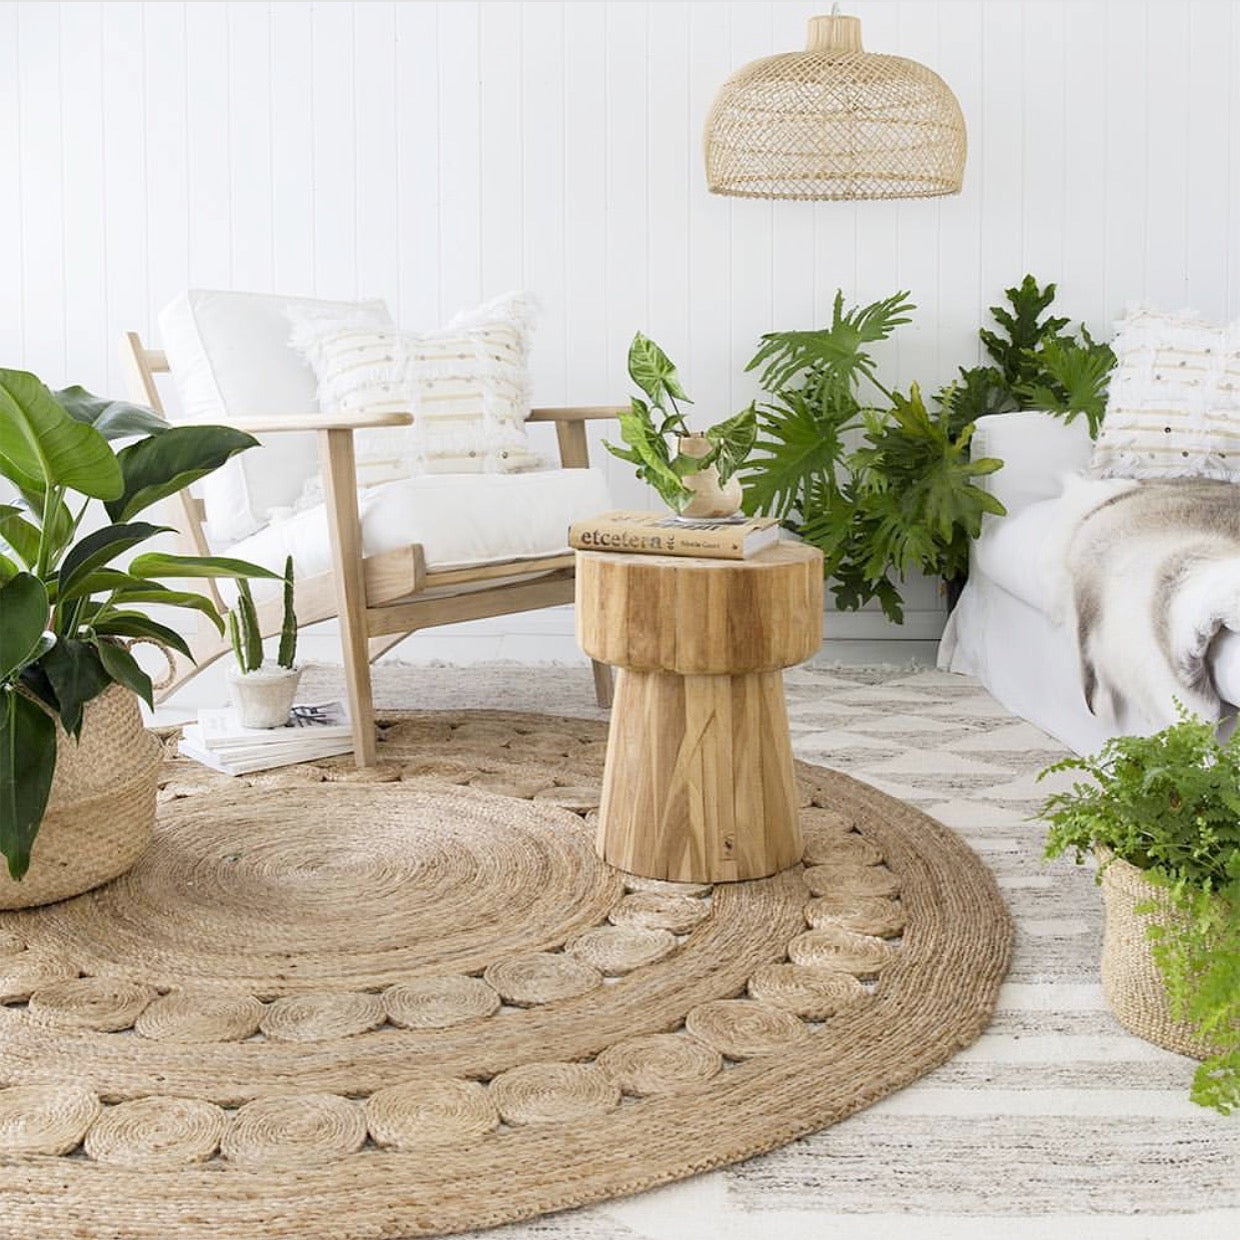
[[0, 368, 276, 896], [605, 333, 757, 518], [1039, 711, 1239, 1114], [227, 555, 302, 729]]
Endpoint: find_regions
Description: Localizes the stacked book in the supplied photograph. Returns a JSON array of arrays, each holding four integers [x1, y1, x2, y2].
[[178, 701, 353, 776], [568, 509, 781, 560]]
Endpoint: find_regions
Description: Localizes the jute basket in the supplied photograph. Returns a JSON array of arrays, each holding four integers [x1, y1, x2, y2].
[[1099, 852, 1221, 1060], [0, 684, 162, 909]]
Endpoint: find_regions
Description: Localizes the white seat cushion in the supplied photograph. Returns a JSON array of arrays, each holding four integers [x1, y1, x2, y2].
[[159, 289, 392, 546], [228, 467, 613, 597]]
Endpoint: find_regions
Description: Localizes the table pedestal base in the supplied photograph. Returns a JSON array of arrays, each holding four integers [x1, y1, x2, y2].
[[595, 667, 802, 883]]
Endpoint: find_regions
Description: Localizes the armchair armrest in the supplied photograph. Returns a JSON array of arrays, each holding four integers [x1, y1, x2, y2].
[[527, 406, 623, 469], [971, 410, 1094, 518], [226, 411, 413, 434], [527, 406, 626, 423]]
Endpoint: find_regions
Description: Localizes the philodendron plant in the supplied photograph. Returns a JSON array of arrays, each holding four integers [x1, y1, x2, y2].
[[0, 368, 277, 880], [605, 333, 757, 515]]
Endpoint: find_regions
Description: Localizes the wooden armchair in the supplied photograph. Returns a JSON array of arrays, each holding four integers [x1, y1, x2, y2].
[[122, 331, 620, 766]]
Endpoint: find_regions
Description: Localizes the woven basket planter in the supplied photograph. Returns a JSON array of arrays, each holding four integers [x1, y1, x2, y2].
[[0, 684, 162, 909], [1099, 852, 1222, 1060]]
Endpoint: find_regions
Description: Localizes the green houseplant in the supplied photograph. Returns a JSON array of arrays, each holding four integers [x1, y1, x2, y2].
[[605, 333, 757, 518], [227, 556, 301, 729], [741, 291, 1005, 622], [0, 368, 276, 892], [943, 274, 1116, 438], [1039, 712, 1240, 1114]]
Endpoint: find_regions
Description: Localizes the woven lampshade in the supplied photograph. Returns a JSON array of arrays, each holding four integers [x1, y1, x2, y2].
[[704, 13, 966, 201]]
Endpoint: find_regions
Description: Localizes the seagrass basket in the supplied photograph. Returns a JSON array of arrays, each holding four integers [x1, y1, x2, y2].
[[1099, 852, 1222, 1060], [0, 683, 163, 909]]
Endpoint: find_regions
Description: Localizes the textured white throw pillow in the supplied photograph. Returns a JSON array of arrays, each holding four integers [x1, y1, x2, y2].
[[287, 291, 543, 476], [159, 290, 393, 546], [1091, 307, 1240, 482]]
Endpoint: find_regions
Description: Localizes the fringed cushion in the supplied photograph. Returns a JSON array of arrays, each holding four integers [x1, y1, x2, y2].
[[1092, 307, 1240, 482], [288, 292, 543, 476]]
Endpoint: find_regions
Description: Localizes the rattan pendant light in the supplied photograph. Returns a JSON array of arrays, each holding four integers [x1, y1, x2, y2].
[[704, 10, 966, 201]]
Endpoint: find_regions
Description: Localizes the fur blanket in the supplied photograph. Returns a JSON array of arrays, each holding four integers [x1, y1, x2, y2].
[[1059, 478, 1240, 733]]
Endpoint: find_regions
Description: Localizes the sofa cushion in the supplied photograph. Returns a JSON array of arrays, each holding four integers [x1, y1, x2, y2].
[[159, 290, 392, 546], [287, 291, 543, 476], [227, 467, 612, 598], [1092, 306, 1240, 483]]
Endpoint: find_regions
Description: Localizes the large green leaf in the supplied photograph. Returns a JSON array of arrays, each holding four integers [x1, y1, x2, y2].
[[96, 639, 153, 709], [0, 573, 50, 680], [106, 425, 259, 521], [106, 585, 224, 634], [127, 553, 280, 582], [0, 369, 123, 499], [92, 612, 192, 660], [705, 403, 758, 485], [54, 567, 144, 604], [18, 486, 74, 569], [0, 552, 16, 585], [1017, 333, 1115, 439], [38, 637, 109, 738], [0, 688, 57, 880], [746, 291, 914, 404], [742, 390, 855, 520], [0, 503, 39, 568], [52, 385, 169, 441], [627, 333, 691, 412], [605, 401, 691, 511], [57, 522, 171, 601]]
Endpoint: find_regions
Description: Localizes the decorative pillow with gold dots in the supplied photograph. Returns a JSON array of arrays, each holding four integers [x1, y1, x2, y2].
[[1091, 306, 1240, 482], [288, 291, 542, 478]]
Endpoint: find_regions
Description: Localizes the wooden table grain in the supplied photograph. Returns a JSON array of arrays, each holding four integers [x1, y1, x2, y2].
[[576, 541, 824, 883]]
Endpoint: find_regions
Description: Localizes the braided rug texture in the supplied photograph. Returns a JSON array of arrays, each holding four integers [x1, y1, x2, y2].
[[0, 709, 1011, 1238]]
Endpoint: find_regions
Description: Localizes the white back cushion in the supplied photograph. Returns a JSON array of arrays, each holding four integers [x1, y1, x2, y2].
[[287, 291, 542, 475], [1092, 307, 1240, 483], [158, 289, 391, 546]]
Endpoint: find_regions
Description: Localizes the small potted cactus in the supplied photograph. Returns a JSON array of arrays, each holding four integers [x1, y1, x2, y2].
[[227, 556, 301, 729]]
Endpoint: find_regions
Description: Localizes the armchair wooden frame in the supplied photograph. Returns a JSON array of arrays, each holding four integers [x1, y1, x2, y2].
[[122, 332, 619, 766]]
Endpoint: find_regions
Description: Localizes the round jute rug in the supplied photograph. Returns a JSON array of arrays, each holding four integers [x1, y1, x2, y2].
[[0, 710, 1012, 1238]]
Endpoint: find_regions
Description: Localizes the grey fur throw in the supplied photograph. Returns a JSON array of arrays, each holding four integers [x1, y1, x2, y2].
[[1067, 478, 1240, 732]]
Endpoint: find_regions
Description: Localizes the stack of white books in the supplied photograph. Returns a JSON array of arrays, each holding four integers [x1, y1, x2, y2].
[[178, 701, 354, 776]]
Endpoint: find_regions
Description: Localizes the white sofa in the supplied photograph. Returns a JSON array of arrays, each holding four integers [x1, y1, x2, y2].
[[937, 410, 1240, 753]]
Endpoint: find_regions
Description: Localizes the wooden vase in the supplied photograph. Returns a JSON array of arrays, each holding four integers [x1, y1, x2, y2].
[[677, 435, 743, 519]]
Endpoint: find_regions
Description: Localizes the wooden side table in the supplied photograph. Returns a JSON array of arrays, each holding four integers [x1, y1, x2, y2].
[[576, 541, 823, 883]]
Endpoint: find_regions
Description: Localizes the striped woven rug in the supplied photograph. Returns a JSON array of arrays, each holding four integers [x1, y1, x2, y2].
[[315, 662, 1238, 1240]]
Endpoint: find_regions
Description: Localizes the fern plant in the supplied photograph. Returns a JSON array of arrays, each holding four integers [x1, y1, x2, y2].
[[1040, 710, 1240, 1114], [944, 275, 1115, 437], [228, 555, 297, 674], [742, 292, 1004, 623]]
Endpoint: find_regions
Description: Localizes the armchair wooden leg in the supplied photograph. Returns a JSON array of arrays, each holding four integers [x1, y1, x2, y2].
[[591, 659, 614, 709], [319, 428, 377, 767]]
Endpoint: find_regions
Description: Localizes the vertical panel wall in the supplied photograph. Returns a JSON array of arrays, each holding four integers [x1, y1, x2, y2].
[[3, 0, 1239, 655]]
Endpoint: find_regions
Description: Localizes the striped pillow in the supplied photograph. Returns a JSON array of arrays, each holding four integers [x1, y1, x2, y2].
[[1091, 307, 1240, 482], [287, 292, 542, 477]]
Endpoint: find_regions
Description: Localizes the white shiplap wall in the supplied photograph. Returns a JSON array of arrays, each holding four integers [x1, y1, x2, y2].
[[3, 0, 1240, 664]]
